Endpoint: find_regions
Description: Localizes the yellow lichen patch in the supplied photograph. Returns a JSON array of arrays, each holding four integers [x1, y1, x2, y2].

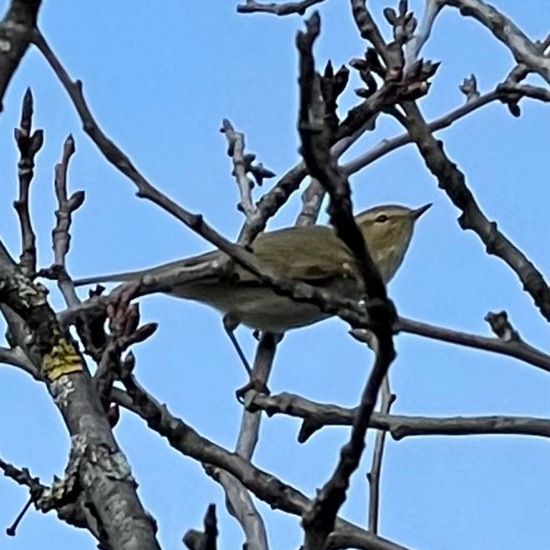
[[43, 338, 83, 381]]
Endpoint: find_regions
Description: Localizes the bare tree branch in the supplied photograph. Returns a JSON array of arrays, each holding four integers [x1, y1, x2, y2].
[[397, 100, 550, 323], [247, 391, 550, 440], [367, 376, 395, 534], [341, 69, 550, 178], [111, 382, 413, 550], [13, 88, 42, 273], [183, 504, 218, 550], [439, 0, 550, 84], [395, 316, 550, 375], [405, 0, 442, 65], [0, 0, 41, 112], [0, 254, 160, 549], [237, 0, 327, 16], [46, 135, 85, 307], [211, 334, 278, 550], [296, 15, 400, 547]]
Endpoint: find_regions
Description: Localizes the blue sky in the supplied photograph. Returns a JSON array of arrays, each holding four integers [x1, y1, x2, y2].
[[0, 1, 549, 548]]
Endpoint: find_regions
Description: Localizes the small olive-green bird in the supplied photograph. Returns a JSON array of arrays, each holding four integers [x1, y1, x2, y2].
[[75, 203, 430, 334]]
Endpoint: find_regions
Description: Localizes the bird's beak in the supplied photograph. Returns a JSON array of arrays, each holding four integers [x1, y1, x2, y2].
[[411, 203, 432, 220]]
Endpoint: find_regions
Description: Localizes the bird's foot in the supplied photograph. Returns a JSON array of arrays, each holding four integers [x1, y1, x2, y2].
[[235, 378, 270, 404]]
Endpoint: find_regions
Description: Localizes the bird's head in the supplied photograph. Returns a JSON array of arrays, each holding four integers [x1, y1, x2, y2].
[[354, 203, 432, 282]]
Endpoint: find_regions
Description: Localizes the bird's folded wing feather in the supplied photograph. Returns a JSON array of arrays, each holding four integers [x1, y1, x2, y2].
[[236, 225, 358, 283]]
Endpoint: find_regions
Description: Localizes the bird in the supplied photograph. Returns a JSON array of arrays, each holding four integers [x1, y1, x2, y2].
[[74, 203, 430, 365]]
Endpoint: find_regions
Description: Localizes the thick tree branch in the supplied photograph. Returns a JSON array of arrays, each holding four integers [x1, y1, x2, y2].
[[0, 253, 160, 549]]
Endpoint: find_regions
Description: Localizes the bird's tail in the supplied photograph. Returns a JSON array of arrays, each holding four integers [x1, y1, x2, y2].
[[73, 251, 217, 287]]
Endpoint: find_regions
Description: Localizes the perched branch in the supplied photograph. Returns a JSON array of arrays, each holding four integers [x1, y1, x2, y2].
[[246, 392, 550, 440], [33, 28, 380, 333]]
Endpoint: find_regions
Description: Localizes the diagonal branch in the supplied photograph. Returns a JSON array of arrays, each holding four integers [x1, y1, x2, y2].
[[398, 100, 550, 324], [33, 27, 381, 333], [439, 0, 550, 84], [111, 382, 413, 550]]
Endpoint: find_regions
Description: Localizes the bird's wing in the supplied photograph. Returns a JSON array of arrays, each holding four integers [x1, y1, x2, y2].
[[236, 225, 359, 283], [74, 226, 359, 288]]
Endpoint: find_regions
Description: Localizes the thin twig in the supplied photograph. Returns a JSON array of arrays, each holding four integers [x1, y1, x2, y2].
[[395, 316, 550, 374], [342, 89, 493, 176], [221, 119, 275, 223], [367, 376, 395, 534], [343, 53, 550, 176], [48, 135, 85, 307], [237, 0, 327, 16], [439, 0, 550, 84], [13, 88, 42, 273], [211, 334, 278, 550], [405, 0, 442, 66]]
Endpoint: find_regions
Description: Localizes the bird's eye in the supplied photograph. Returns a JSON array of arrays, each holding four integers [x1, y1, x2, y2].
[[375, 214, 389, 223]]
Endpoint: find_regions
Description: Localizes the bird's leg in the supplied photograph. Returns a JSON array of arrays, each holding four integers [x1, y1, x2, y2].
[[222, 314, 252, 376], [235, 331, 284, 402]]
